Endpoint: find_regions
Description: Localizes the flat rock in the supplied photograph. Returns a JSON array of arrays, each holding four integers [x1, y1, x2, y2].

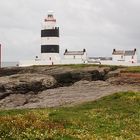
[[0, 73, 57, 94]]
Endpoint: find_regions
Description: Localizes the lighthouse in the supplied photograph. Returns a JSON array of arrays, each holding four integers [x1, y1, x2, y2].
[[41, 11, 60, 64], [19, 11, 88, 67]]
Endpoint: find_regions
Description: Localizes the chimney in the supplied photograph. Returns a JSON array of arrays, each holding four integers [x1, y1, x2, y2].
[[64, 49, 68, 55], [112, 49, 116, 54], [65, 49, 68, 53]]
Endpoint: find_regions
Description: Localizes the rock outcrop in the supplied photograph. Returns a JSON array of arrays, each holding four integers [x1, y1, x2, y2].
[[0, 65, 139, 109], [0, 73, 57, 98], [0, 80, 139, 109]]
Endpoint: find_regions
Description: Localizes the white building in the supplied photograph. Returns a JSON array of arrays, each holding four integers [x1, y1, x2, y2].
[[64, 49, 87, 60], [112, 49, 138, 63], [61, 49, 87, 64], [19, 12, 88, 66], [19, 12, 139, 67], [19, 12, 61, 66], [41, 11, 61, 64]]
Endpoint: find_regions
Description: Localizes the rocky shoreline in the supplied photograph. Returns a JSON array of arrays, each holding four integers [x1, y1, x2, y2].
[[0, 65, 139, 109]]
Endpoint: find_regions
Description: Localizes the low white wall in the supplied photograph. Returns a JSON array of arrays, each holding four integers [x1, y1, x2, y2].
[[19, 60, 60, 67], [19, 59, 86, 67], [100, 60, 140, 66], [61, 59, 86, 65], [19, 59, 140, 67]]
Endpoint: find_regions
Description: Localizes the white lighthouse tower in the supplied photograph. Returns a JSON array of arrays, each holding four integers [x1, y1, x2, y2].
[[41, 11, 60, 64], [19, 11, 88, 67]]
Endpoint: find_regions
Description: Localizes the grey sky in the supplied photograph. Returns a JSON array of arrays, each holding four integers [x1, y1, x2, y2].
[[0, 0, 140, 61]]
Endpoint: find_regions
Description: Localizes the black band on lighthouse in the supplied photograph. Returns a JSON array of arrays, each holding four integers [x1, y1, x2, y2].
[[41, 28, 59, 37], [41, 45, 59, 53]]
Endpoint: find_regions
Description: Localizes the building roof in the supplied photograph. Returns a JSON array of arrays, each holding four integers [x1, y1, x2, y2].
[[112, 50, 124, 55], [124, 50, 135, 56], [64, 51, 84, 55], [112, 49, 136, 56], [64, 49, 86, 55]]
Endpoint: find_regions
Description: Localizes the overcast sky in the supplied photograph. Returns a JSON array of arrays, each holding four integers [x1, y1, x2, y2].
[[0, 0, 140, 61]]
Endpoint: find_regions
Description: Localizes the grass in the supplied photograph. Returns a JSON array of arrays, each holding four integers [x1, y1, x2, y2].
[[23, 64, 140, 73], [57, 64, 123, 70], [31, 64, 123, 71], [31, 64, 100, 69], [122, 66, 140, 73], [0, 91, 140, 140]]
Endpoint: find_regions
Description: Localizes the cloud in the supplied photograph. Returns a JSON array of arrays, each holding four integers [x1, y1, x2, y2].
[[0, 0, 140, 61]]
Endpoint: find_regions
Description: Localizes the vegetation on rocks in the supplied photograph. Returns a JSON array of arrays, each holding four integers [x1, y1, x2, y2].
[[0, 91, 140, 140], [122, 66, 140, 73]]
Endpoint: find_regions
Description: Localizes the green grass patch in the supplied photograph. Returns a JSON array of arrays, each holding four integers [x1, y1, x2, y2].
[[30, 64, 124, 70], [59, 64, 124, 70], [122, 66, 140, 73], [0, 91, 140, 140]]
